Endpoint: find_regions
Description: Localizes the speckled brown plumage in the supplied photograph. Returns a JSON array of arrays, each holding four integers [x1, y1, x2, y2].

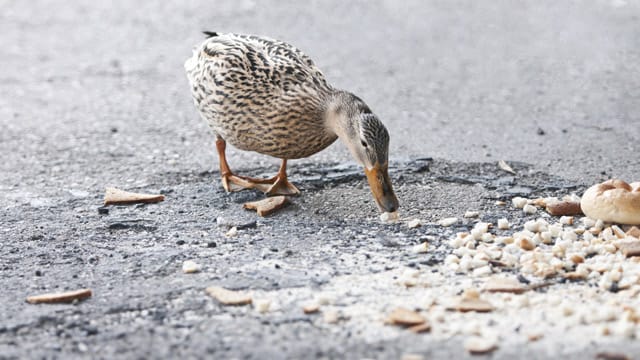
[[185, 33, 337, 159]]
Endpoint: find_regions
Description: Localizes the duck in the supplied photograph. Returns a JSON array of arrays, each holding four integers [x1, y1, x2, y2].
[[185, 32, 399, 213]]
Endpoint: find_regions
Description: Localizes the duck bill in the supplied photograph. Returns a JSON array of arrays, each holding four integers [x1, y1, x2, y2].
[[364, 163, 399, 213]]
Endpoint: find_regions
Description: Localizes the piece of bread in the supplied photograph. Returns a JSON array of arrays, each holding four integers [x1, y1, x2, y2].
[[243, 196, 289, 216], [26, 289, 92, 304], [580, 179, 640, 225], [104, 187, 165, 206]]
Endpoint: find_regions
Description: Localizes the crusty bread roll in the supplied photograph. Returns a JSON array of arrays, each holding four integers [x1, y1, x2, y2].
[[580, 179, 640, 225]]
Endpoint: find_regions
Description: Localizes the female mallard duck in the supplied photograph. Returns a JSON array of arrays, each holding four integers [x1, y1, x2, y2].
[[185, 32, 399, 213]]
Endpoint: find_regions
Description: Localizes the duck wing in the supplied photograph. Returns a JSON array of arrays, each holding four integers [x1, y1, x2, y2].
[[185, 33, 337, 159], [185, 33, 330, 107]]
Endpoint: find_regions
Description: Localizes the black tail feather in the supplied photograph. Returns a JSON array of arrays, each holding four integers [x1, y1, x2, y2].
[[203, 31, 219, 38]]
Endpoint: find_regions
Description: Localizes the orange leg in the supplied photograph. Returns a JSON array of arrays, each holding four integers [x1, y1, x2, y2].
[[262, 159, 300, 196], [215, 138, 299, 196]]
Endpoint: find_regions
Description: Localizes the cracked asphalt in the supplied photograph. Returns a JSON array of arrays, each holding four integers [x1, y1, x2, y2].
[[1, 1, 639, 359]]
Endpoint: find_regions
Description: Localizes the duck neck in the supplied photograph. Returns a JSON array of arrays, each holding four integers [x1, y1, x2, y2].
[[323, 90, 358, 142]]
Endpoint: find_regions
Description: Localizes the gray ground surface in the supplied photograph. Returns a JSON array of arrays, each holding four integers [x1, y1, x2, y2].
[[1, 1, 639, 359]]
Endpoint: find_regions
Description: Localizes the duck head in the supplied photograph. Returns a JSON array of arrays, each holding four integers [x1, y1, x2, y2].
[[325, 92, 400, 213]]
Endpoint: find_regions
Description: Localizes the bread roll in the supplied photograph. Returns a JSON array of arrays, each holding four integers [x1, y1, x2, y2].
[[580, 179, 640, 225]]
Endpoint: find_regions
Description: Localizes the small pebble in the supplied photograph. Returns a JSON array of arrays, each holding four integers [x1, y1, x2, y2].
[[524, 220, 539, 233], [323, 310, 340, 324], [480, 233, 494, 242], [611, 225, 626, 239], [387, 307, 426, 326], [561, 230, 578, 242], [472, 265, 493, 277], [206, 286, 252, 305], [518, 238, 536, 251], [380, 211, 400, 223], [523, 204, 537, 215], [512, 197, 528, 209], [548, 223, 563, 237], [560, 216, 574, 225], [582, 217, 596, 228], [569, 254, 584, 264], [303, 303, 320, 314], [254, 299, 271, 314], [438, 217, 458, 227], [411, 242, 429, 253], [483, 277, 526, 294], [407, 218, 422, 228], [464, 336, 498, 354], [182, 260, 201, 274], [495, 236, 514, 245], [445, 254, 460, 264], [474, 222, 490, 234], [615, 319, 635, 338], [497, 218, 510, 230], [316, 294, 333, 306], [226, 227, 238, 237], [626, 226, 640, 239], [401, 354, 425, 360], [464, 211, 480, 218], [527, 333, 544, 342]]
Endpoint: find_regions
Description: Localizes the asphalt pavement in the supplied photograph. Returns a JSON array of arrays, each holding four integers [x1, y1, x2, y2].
[[1, 1, 639, 359]]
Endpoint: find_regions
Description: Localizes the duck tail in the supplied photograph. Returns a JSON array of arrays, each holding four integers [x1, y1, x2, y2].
[[202, 31, 219, 38]]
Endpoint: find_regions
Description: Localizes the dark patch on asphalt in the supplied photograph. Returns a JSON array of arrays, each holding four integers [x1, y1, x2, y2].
[[107, 219, 158, 231]]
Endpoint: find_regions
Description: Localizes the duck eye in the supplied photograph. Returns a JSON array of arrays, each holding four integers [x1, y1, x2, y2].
[[361, 140, 368, 148]]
